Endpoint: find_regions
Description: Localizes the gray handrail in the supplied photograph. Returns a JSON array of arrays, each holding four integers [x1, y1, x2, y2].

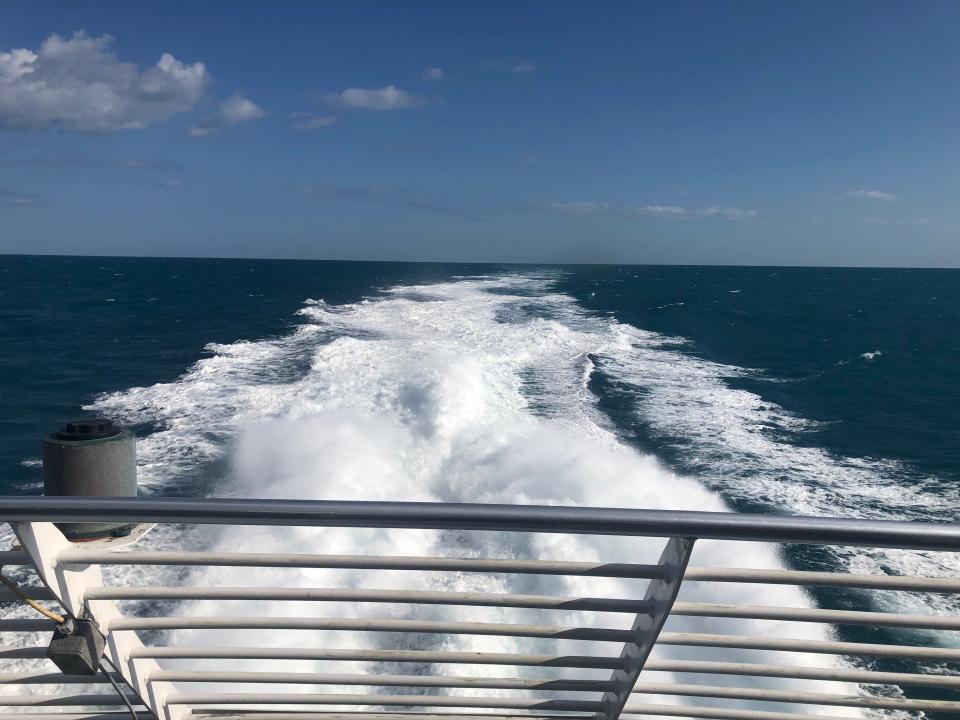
[[3, 496, 960, 549]]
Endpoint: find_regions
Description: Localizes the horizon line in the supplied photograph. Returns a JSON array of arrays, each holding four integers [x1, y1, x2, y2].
[[1, 251, 959, 271]]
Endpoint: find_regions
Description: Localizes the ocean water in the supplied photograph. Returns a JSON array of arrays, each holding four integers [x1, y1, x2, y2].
[[1, 255, 958, 717]]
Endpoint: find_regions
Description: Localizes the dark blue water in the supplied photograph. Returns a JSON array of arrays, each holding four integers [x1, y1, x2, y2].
[[1, 255, 958, 713], [3, 257, 955, 497], [0, 256, 481, 492], [559, 265, 960, 489]]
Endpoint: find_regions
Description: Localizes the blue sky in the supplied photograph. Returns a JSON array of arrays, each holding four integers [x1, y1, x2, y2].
[[1, 1, 959, 266]]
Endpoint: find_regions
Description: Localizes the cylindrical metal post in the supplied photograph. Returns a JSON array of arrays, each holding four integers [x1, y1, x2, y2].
[[42, 419, 137, 540]]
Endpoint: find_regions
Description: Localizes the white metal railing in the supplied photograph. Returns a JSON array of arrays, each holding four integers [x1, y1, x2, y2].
[[1, 497, 960, 720]]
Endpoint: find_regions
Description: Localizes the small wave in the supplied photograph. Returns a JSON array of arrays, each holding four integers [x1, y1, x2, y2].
[[861, 350, 882, 360]]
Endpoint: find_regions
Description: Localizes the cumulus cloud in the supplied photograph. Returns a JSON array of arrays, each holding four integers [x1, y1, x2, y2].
[[326, 85, 425, 111], [188, 94, 265, 137], [0, 187, 37, 206], [843, 189, 896, 201], [421, 67, 444, 81], [290, 112, 336, 130], [540, 202, 757, 221], [511, 62, 537, 74], [0, 31, 208, 132]]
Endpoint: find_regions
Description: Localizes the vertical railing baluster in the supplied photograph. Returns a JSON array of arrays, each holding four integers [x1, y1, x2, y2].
[[595, 536, 695, 720]]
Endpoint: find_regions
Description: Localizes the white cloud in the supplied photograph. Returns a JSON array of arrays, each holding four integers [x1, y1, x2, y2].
[[421, 67, 444, 81], [541, 202, 757, 221], [0, 187, 37, 206], [160, 179, 181, 189], [861, 216, 933, 227], [541, 202, 611, 214], [628, 204, 758, 220], [189, 94, 265, 137], [326, 85, 426, 111], [0, 31, 208, 132], [843, 189, 896, 201], [690, 205, 759, 220], [290, 112, 336, 130], [293, 184, 386, 198], [633, 204, 689, 217], [511, 62, 537, 74]]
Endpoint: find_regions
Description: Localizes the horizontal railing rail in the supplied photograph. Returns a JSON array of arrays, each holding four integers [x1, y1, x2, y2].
[[2, 496, 960, 549], [2, 497, 959, 720]]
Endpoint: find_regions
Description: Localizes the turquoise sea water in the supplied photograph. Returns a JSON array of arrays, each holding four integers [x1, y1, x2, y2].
[[1, 255, 958, 714]]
